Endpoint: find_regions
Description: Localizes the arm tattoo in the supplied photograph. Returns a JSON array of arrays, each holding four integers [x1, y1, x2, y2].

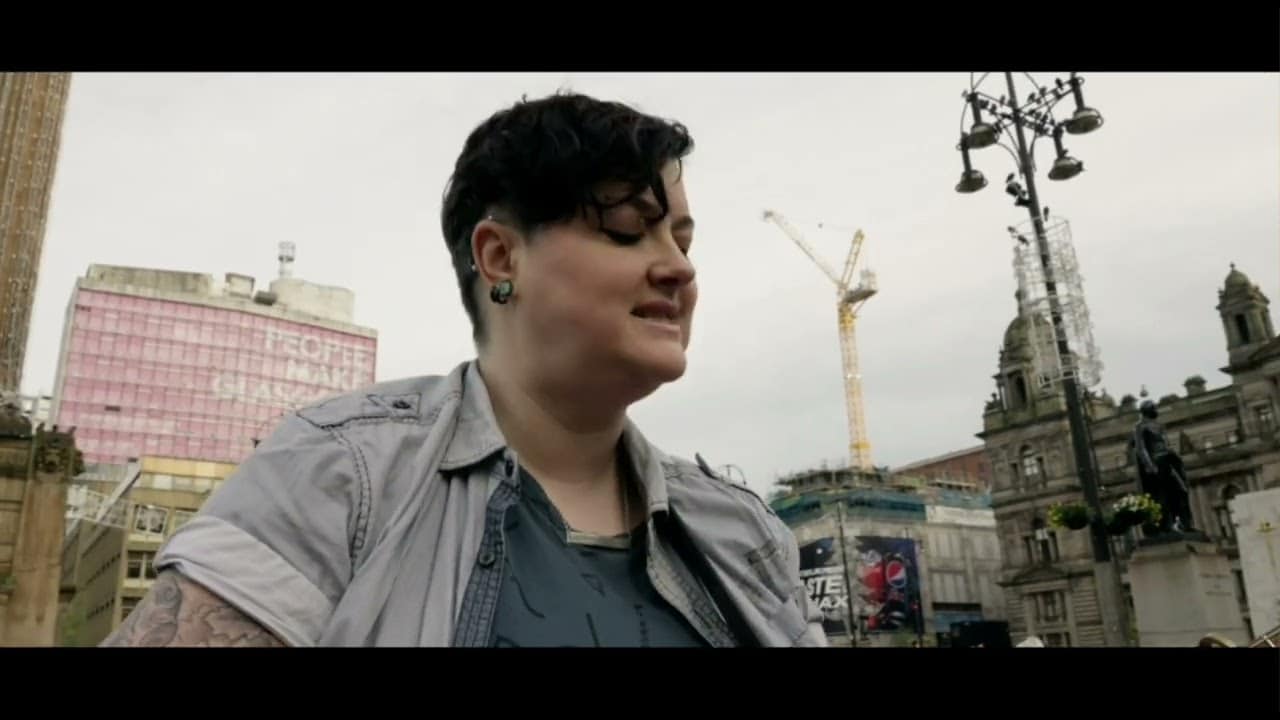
[[100, 570, 286, 647]]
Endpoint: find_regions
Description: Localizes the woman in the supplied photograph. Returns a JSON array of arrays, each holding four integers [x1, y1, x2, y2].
[[104, 91, 824, 647]]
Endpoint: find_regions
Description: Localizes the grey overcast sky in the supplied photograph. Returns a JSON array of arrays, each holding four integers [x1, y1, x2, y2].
[[23, 73, 1279, 497]]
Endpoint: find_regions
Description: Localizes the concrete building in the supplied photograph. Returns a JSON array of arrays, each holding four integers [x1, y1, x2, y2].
[[0, 73, 71, 395], [771, 466, 1003, 647], [978, 264, 1278, 646], [57, 455, 235, 646], [0, 403, 81, 646], [49, 256, 378, 466]]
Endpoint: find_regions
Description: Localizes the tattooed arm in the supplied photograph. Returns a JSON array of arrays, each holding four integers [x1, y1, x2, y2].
[[100, 570, 286, 647]]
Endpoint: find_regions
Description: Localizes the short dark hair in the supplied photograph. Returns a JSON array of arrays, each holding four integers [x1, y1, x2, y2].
[[440, 92, 694, 342]]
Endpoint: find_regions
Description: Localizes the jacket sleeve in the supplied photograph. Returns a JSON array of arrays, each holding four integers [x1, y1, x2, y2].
[[153, 413, 364, 647]]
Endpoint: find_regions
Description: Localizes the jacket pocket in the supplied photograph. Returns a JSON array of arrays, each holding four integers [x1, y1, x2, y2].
[[746, 537, 792, 605]]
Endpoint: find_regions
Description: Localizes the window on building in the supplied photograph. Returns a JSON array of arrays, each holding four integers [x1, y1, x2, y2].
[[126, 551, 157, 580], [1214, 504, 1234, 541], [1217, 486, 1240, 542], [1235, 314, 1252, 344], [1035, 528, 1058, 564], [1257, 405, 1275, 434], [120, 597, 140, 621], [1023, 536, 1036, 566], [133, 505, 168, 535], [1043, 632, 1071, 647], [1021, 447, 1039, 479], [1012, 374, 1028, 408], [1034, 590, 1066, 624]]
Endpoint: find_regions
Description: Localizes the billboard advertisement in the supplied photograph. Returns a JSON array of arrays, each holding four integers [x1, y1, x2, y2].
[[798, 537, 851, 636], [854, 535, 923, 634]]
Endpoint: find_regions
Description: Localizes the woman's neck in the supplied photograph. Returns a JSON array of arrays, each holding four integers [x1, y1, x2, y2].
[[478, 356, 637, 535], [477, 356, 626, 490]]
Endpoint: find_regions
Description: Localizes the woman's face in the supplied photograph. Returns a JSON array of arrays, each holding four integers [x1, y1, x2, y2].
[[511, 161, 697, 399]]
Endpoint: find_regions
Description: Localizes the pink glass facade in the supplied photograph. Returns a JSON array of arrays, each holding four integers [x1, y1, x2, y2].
[[55, 289, 377, 465]]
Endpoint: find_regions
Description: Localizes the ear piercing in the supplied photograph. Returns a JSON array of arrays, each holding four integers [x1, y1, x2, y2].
[[490, 279, 514, 305]]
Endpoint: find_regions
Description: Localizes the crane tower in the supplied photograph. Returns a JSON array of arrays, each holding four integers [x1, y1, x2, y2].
[[764, 210, 878, 471]]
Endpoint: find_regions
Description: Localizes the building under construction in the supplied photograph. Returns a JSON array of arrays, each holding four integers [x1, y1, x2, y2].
[[770, 453, 1005, 647]]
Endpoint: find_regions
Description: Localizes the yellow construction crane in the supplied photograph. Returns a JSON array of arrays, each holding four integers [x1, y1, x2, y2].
[[763, 210, 878, 471]]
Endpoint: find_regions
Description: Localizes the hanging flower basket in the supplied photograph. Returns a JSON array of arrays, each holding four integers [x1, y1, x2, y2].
[[1106, 493, 1163, 535], [1048, 502, 1090, 530]]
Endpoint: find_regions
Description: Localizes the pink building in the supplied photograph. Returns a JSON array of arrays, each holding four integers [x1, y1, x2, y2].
[[50, 261, 377, 465]]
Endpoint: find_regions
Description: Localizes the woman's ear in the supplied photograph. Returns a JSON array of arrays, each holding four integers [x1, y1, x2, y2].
[[472, 217, 518, 287]]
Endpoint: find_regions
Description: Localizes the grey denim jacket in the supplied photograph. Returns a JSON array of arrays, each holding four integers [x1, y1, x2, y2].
[[156, 360, 826, 647]]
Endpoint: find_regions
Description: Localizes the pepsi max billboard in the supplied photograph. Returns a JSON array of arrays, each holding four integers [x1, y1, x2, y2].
[[798, 537, 851, 636], [854, 536, 923, 634]]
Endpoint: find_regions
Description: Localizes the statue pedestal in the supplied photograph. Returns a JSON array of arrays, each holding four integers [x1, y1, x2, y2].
[[1127, 534, 1249, 647]]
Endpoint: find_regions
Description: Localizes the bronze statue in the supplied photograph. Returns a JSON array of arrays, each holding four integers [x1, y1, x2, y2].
[[1132, 400, 1193, 533]]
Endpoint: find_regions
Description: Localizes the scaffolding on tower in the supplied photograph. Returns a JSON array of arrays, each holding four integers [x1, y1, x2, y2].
[[1008, 216, 1103, 390]]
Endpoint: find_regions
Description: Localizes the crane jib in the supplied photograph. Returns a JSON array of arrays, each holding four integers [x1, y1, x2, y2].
[[764, 208, 877, 472]]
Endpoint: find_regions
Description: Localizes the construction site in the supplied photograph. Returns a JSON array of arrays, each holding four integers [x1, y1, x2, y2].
[[760, 210, 1004, 647]]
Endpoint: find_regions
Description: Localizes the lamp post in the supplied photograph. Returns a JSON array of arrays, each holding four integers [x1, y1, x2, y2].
[[953, 72, 1131, 647]]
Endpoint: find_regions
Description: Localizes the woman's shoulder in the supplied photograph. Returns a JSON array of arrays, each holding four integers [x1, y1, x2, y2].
[[659, 450, 779, 525], [292, 362, 471, 430]]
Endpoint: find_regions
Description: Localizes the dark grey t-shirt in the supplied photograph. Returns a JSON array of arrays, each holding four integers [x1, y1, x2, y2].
[[490, 469, 708, 647]]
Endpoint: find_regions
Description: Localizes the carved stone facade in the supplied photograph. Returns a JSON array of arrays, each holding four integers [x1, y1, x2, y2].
[[0, 401, 82, 646], [978, 265, 1279, 646]]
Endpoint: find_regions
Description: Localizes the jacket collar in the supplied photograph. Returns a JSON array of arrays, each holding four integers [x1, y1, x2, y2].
[[438, 360, 671, 514]]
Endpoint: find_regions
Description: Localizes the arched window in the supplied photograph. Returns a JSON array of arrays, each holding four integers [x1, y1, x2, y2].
[[1010, 373, 1029, 408], [1026, 516, 1059, 564], [1021, 445, 1041, 482], [1235, 314, 1251, 344]]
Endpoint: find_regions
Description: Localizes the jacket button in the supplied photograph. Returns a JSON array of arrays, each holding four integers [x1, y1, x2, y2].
[[478, 550, 497, 568], [504, 458, 515, 475]]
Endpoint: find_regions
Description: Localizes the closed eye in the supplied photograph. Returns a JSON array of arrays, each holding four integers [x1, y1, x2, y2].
[[602, 229, 644, 245]]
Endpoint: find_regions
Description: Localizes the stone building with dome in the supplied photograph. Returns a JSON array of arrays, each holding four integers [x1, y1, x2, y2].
[[977, 264, 1279, 646]]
